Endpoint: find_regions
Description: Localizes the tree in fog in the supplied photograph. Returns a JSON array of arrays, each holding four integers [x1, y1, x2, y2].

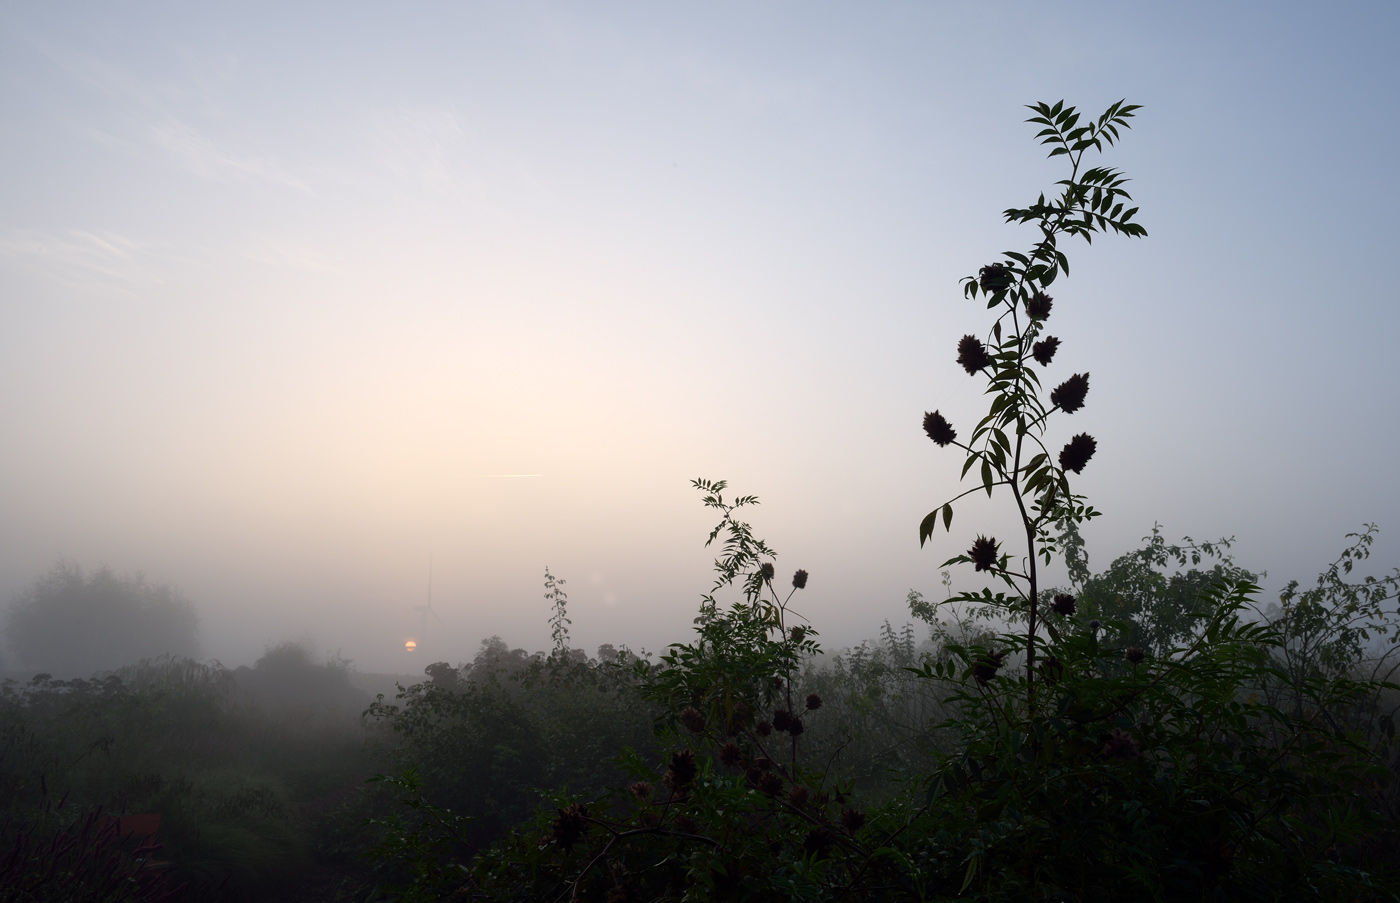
[[2, 560, 201, 676]]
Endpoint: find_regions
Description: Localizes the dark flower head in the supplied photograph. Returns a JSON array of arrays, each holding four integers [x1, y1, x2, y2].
[[760, 562, 775, 581], [969, 535, 999, 572], [978, 264, 1012, 294], [792, 569, 809, 590], [771, 709, 794, 732], [923, 410, 957, 447], [1059, 433, 1097, 474], [630, 781, 653, 801], [607, 884, 638, 903], [757, 772, 784, 797], [788, 785, 810, 809], [679, 706, 706, 733], [752, 756, 773, 772], [718, 742, 742, 768], [1051, 593, 1077, 616], [803, 826, 836, 858], [664, 749, 698, 789], [1125, 646, 1146, 665], [1101, 728, 1139, 759], [787, 717, 804, 736], [805, 693, 822, 711], [841, 808, 866, 833], [1032, 335, 1060, 366], [790, 626, 806, 643], [1039, 656, 1064, 685], [1089, 619, 1102, 631], [551, 803, 590, 850], [1050, 372, 1090, 413], [973, 649, 1006, 685], [638, 809, 660, 828], [957, 334, 993, 375], [1026, 291, 1053, 320], [771, 675, 785, 689], [755, 720, 773, 737]]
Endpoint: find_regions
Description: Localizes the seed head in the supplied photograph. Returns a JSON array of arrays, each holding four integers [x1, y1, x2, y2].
[[1125, 646, 1146, 665], [718, 742, 742, 768], [679, 706, 706, 733], [629, 781, 653, 801], [1101, 728, 1139, 759], [757, 772, 784, 797], [755, 720, 773, 737], [973, 649, 1006, 685], [968, 535, 999, 572], [957, 334, 993, 375], [1088, 619, 1102, 631], [792, 569, 809, 590], [1032, 335, 1060, 366], [607, 884, 638, 903], [789, 626, 806, 643], [841, 808, 866, 833], [803, 826, 836, 858], [1050, 372, 1090, 413], [787, 717, 804, 736], [760, 562, 774, 581], [788, 785, 810, 809], [923, 410, 957, 447], [1059, 433, 1097, 474], [1026, 291, 1054, 320], [1051, 593, 1077, 616], [805, 693, 822, 711], [1038, 656, 1064, 685], [978, 264, 1012, 294], [664, 749, 698, 789], [771, 709, 794, 732], [551, 803, 590, 850]]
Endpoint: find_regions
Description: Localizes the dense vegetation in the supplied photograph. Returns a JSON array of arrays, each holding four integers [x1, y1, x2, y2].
[[2, 100, 1398, 901]]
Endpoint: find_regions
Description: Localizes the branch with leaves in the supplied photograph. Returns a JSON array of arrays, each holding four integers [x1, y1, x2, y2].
[[920, 100, 1147, 692]]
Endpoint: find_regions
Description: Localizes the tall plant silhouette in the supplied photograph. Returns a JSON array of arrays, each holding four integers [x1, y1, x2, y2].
[[921, 99, 1145, 694]]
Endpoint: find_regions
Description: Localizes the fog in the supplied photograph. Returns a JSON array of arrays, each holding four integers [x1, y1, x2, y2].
[[2, 3, 1397, 676]]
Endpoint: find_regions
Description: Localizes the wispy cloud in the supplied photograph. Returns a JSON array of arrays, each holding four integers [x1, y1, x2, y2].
[[150, 121, 309, 191], [38, 41, 310, 193], [0, 227, 167, 296]]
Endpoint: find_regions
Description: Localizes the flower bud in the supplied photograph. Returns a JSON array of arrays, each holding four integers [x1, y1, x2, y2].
[[1032, 335, 1060, 365], [957, 334, 993, 375], [1050, 372, 1089, 413], [968, 536, 999, 572], [923, 411, 957, 447], [1059, 433, 1097, 474]]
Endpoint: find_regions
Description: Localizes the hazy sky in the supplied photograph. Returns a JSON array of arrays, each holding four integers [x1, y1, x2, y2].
[[2, 3, 1397, 673]]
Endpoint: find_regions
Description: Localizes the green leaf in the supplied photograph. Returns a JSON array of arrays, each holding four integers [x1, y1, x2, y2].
[[943, 504, 953, 531], [919, 509, 942, 547]]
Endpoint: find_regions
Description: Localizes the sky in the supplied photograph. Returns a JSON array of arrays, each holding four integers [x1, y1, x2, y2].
[[1, 2, 1397, 674]]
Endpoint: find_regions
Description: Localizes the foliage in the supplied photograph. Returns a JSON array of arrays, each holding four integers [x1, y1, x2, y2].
[[1059, 524, 1261, 657], [3, 561, 201, 677], [363, 640, 659, 875], [0, 656, 381, 901]]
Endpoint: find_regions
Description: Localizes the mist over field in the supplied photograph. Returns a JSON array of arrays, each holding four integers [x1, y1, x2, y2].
[[2, 2, 1397, 678]]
